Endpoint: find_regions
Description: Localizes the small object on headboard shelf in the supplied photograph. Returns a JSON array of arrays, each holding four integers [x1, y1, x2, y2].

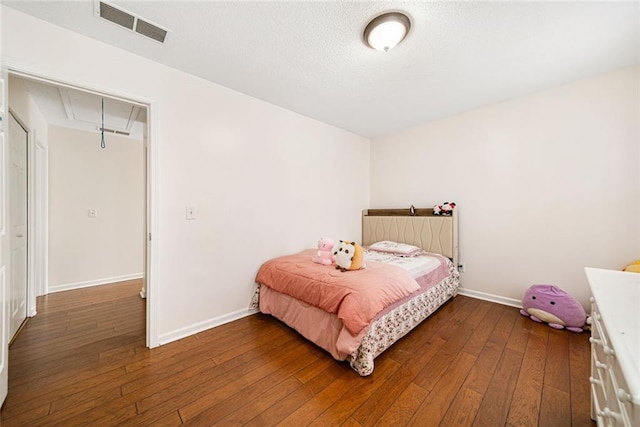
[[409, 205, 416, 216], [433, 202, 456, 216]]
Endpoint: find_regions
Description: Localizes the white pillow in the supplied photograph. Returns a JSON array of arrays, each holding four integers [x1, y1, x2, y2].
[[367, 241, 423, 257]]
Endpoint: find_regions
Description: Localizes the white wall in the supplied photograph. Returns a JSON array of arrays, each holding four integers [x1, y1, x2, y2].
[[371, 66, 640, 309], [47, 126, 144, 291], [1, 7, 370, 344]]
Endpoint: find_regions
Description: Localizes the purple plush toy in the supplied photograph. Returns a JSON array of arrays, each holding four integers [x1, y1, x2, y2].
[[520, 284, 587, 333]]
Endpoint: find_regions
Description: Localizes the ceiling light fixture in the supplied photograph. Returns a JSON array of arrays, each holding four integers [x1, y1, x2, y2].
[[363, 12, 411, 52]]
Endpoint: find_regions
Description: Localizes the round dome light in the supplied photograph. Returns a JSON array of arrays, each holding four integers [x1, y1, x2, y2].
[[364, 12, 411, 52]]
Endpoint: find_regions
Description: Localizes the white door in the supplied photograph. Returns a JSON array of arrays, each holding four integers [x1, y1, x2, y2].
[[8, 112, 27, 341], [1, 72, 9, 406]]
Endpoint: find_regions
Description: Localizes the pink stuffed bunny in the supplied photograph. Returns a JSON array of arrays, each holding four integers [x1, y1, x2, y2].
[[312, 237, 334, 265]]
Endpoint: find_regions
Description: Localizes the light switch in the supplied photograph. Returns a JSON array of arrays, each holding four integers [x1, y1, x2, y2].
[[186, 206, 196, 220], [89, 209, 98, 218]]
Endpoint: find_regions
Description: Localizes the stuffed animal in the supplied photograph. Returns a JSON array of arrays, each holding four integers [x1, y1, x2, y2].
[[520, 284, 587, 332], [623, 260, 640, 273], [433, 202, 456, 216], [333, 240, 365, 272], [311, 237, 334, 266]]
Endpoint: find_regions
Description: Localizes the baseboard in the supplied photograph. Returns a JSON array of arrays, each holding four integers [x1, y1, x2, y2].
[[159, 288, 522, 345], [457, 287, 522, 309], [48, 273, 144, 293], [158, 308, 260, 346], [150, 287, 520, 346]]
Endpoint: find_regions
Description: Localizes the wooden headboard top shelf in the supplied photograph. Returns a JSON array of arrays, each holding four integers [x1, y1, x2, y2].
[[364, 208, 439, 217]]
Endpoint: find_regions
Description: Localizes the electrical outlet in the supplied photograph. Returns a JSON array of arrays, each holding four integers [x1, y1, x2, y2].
[[458, 262, 466, 273], [186, 206, 196, 220]]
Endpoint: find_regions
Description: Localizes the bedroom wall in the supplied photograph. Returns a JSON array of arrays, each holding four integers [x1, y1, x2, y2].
[[47, 126, 144, 292], [370, 66, 640, 309], [1, 6, 370, 344]]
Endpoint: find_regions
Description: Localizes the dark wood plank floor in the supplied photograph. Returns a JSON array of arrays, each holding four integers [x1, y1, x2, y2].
[[0, 280, 594, 426]]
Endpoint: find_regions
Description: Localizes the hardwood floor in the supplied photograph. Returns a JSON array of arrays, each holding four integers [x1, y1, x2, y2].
[[0, 280, 594, 426]]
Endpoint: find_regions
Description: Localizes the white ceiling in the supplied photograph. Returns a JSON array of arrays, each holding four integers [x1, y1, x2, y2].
[[5, 1, 639, 138]]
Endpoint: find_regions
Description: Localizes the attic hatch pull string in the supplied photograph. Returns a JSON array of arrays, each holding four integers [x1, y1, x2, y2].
[[100, 98, 106, 149]]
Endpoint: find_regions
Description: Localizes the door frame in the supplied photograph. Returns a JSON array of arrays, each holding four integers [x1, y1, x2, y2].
[[7, 68, 159, 348], [7, 110, 31, 335]]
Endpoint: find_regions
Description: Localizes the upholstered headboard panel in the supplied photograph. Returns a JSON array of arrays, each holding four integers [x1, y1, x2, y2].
[[362, 208, 458, 269]]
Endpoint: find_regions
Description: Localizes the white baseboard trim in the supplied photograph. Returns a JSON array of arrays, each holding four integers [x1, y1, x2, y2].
[[457, 287, 522, 309], [153, 288, 522, 346], [158, 308, 260, 346], [48, 273, 144, 293]]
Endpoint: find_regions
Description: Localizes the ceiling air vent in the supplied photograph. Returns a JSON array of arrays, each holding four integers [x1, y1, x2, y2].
[[95, 1, 169, 44], [99, 2, 134, 30], [135, 19, 168, 43]]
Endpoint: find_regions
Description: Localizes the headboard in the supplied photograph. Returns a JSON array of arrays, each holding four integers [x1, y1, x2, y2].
[[362, 208, 459, 269]]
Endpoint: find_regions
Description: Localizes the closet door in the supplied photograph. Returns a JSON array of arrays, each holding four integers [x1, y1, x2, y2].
[[8, 111, 27, 342], [0, 69, 9, 407]]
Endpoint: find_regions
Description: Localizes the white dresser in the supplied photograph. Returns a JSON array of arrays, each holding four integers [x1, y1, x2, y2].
[[585, 268, 640, 427]]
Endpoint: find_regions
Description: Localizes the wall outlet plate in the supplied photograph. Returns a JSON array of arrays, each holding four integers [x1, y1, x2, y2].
[[186, 206, 196, 220], [458, 262, 466, 273]]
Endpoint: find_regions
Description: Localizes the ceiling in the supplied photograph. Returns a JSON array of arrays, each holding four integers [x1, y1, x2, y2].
[[17, 78, 146, 140], [5, 1, 639, 139]]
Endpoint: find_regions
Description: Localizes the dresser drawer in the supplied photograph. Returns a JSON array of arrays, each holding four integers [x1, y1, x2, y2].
[[591, 381, 605, 425], [610, 357, 640, 427], [590, 305, 612, 353], [586, 269, 640, 427], [590, 301, 624, 426]]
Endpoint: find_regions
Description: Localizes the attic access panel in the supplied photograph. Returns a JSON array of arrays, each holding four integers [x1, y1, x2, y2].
[[60, 87, 140, 135]]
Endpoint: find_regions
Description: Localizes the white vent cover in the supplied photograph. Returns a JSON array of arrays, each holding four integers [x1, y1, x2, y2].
[[97, 126, 131, 136], [94, 1, 168, 43]]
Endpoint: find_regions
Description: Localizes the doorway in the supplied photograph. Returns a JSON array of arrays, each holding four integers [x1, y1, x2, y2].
[[6, 71, 155, 348], [8, 111, 27, 342]]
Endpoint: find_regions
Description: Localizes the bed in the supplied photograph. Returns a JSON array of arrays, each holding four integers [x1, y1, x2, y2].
[[252, 208, 460, 376]]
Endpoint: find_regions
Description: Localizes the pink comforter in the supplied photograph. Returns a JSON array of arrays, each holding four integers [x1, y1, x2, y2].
[[256, 249, 420, 335]]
